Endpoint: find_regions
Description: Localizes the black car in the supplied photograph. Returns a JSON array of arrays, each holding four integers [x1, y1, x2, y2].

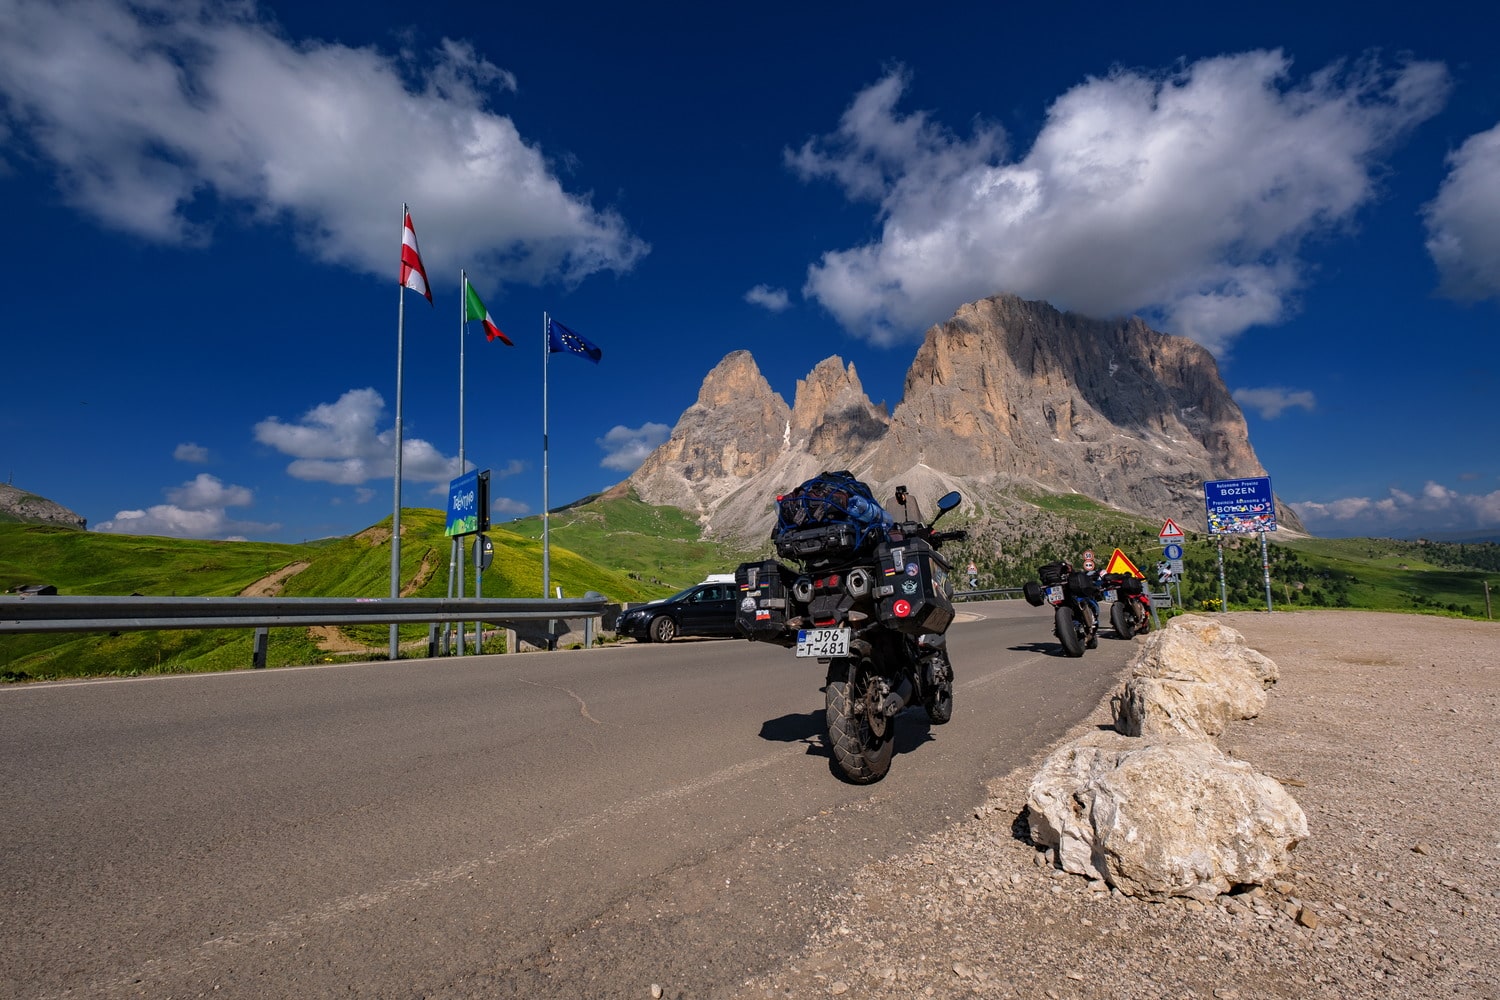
[[615, 582, 738, 643]]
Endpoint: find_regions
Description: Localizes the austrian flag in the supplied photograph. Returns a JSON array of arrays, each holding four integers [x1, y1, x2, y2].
[[400, 211, 431, 304], [464, 282, 513, 345]]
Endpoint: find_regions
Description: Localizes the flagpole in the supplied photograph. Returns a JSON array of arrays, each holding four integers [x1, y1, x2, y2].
[[451, 270, 468, 654], [389, 204, 408, 661], [542, 311, 551, 600]]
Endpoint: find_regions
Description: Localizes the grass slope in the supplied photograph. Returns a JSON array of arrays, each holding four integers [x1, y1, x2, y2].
[[0, 507, 669, 682], [4, 490, 1495, 682]]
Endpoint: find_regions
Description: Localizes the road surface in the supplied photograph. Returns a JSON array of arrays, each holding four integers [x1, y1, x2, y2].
[[0, 600, 1134, 998]]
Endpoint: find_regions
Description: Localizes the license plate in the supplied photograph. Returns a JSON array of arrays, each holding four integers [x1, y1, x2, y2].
[[1045, 585, 1064, 603], [796, 627, 851, 658], [1103, 589, 1117, 602]]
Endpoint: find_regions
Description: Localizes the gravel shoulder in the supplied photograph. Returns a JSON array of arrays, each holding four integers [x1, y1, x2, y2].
[[735, 610, 1500, 1000]]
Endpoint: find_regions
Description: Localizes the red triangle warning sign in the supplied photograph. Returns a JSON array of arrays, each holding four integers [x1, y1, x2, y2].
[[1103, 548, 1144, 578], [1159, 518, 1184, 538]]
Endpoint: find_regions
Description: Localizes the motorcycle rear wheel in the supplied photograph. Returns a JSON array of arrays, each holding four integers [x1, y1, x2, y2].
[[1111, 600, 1134, 639], [922, 651, 954, 724], [1055, 605, 1085, 657], [825, 659, 895, 784], [923, 680, 953, 724]]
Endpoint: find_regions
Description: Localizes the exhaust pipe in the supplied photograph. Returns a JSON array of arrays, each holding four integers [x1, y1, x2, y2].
[[878, 675, 913, 717]]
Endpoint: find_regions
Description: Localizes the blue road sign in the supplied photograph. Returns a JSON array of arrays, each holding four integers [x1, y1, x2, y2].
[[1204, 476, 1277, 535], [1163, 542, 1184, 560], [445, 469, 490, 537]]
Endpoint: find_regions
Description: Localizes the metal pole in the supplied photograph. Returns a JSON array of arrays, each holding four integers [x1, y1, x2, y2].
[[1260, 530, 1273, 613], [1217, 537, 1227, 612], [542, 311, 551, 600], [474, 533, 484, 654], [389, 205, 407, 661], [457, 271, 468, 655]]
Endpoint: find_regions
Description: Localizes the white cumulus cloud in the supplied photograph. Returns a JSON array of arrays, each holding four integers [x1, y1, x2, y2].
[[0, 0, 647, 287], [1423, 120, 1500, 301], [491, 496, 531, 517], [745, 284, 792, 312], [1290, 481, 1500, 538], [253, 387, 460, 486], [1232, 386, 1317, 419], [95, 473, 277, 539], [597, 422, 671, 472], [791, 54, 1449, 351], [174, 442, 210, 463]]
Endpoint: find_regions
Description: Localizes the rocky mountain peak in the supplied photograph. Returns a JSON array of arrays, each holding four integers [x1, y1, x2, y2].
[[629, 350, 792, 518], [790, 357, 889, 458], [628, 294, 1294, 540], [0, 484, 86, 529]]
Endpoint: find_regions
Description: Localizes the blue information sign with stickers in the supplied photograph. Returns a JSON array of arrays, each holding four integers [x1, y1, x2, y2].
[[1204, 476, 1277, 535]]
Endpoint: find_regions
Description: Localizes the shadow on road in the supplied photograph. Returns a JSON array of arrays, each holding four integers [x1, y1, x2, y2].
[[758, 706, 939, 782], [1009, 640, 1069, 657]]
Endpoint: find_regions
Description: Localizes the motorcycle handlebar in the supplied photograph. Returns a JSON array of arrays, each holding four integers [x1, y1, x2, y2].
[[930, 529, 968, 544]]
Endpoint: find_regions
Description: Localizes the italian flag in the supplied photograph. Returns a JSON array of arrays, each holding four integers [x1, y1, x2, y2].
[[464, 281, 513, 345]]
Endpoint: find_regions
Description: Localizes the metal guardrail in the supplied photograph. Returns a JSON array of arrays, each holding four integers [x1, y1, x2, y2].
[[0, 594, 613, 668], [0, 595, 609, 634], [952, 588, 1024, 601]]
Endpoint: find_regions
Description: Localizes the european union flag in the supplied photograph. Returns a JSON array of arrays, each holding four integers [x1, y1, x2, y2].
[[547, 318, 602, 364]]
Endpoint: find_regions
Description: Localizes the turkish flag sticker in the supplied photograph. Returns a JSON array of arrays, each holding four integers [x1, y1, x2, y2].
[[893, 599, 912, 617]]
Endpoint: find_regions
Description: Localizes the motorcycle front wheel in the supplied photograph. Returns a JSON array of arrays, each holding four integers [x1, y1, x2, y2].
[[825, 658, 895, 784], [1055, 605, 1085, 657]]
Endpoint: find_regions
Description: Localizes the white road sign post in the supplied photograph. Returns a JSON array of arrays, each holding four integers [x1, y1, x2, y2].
[[1159, 520, 1185, 610]]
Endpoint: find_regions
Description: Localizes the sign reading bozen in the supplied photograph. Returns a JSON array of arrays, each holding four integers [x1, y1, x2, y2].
[[445, 469, 491, 537], [1203, 476, 1277, 535]]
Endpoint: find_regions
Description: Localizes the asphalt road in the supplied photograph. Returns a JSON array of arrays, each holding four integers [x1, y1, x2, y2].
[[0, 600, 1134, 999]]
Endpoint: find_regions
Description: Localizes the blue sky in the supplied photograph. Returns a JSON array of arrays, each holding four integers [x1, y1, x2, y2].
[[2, 0, 1497, 543]]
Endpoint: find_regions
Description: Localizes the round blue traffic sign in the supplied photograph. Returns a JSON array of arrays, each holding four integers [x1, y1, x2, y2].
[[1163, 542, 1184, 560]]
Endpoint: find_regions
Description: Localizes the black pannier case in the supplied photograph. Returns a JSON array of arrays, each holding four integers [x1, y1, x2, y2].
[[1038, 562, 1069, 586], [734, 560, 799, 646], [876, 540, 955, 635]]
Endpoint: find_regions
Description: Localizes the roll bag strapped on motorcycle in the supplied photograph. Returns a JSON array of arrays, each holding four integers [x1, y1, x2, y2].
[[733, 470, 965, 784]]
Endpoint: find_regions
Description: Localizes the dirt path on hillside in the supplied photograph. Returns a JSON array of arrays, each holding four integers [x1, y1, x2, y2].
[[737, 611, 1500, 1000], [237, 562, 310, 597]]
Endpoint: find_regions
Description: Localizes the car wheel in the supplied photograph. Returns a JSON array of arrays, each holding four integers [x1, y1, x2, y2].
[[650, 616, 676, 643]]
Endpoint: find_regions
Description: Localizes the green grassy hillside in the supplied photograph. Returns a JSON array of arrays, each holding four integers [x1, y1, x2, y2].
[[499, 488, 761, 587], [0, 506, 672, 682], [4, 490, 1495, 683]]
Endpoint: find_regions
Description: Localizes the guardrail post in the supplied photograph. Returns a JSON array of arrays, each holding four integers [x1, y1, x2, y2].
[[427, 624, 440, 658], [252, 628, 268, 669]]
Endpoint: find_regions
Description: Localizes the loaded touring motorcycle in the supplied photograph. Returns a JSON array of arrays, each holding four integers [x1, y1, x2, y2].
[[1022, 562, 1103, 657], [734, 471, 966, 784]]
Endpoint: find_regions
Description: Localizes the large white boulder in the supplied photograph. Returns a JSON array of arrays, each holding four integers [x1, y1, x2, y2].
[[1027, 730, 1308, 900], [1113, 617, 1279, 738]]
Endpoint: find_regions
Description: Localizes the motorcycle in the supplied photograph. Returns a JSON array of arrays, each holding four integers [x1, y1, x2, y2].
[[735, 472, 967, 784], [1021, 561, 1101, 657], [1100, 571, 1154, 639]]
